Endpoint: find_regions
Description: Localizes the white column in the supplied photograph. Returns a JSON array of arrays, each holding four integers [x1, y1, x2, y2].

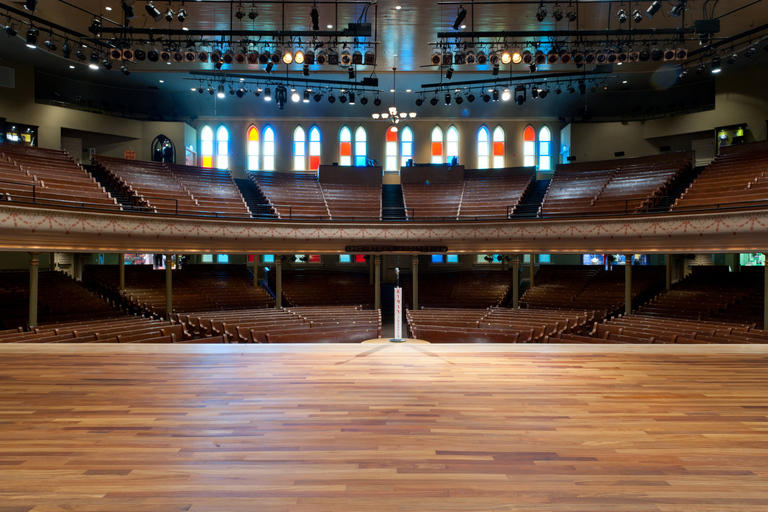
[[412, 255, 419, 311], [275, 256, 282, 308], [625, 254, 632, 316], [512, 255, 520, 309], [28, 252, 40, 328], [165, 255, 172, 320]]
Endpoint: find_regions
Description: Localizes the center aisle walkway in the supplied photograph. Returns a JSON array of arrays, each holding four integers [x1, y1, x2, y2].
[[1, 343, 767, 511]]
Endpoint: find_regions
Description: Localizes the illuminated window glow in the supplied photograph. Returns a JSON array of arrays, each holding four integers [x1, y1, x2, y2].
[[247, 125, 259, 171]]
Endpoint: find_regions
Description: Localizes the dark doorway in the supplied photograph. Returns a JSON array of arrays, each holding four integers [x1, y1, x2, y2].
[[152, 134, 175, 164]]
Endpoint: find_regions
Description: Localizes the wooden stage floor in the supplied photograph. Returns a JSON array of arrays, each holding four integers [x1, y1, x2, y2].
[[1, 343, 767, 512]]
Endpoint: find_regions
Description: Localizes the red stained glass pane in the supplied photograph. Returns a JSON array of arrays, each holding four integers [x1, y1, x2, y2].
[[309, 254, 321, 263], [432, 141, 443, 156], [340, 141, 352, 156], [202, 156, 213, 168], [493, 141, 504, 156], [354, 254, 366, 263], [309, 155, 320, 171], [247, 255, 254, 262], [524, 126, 535, 142], [386, 127, 398, 142]]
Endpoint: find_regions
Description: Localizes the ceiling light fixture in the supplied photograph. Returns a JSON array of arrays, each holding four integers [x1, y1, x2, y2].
[[25, 27, 37, 48], [535, 3, 547, 22], [311, 3, 319, 31], [452, 5, 467, 30], [371, 67, 415, 128], [645, 1, 662, 19]]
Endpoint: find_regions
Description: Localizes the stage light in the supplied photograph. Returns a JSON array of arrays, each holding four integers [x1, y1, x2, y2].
[[711, 55, 721, 74], [313, 93, 322, 102], [339, 93, 347, 104], [102, 58, 112, 70], [579, 80, 586, 95], [197, 85, 204, 94], [466, 92, 475, 102], [745, 45, 756, 58], [61, 42, 72, 58], [295, 50, 305, 64], [539, 87, 549, 98], [555, 86, 562, 95], [276, 85, 287, 109], [374, 97, 381, 106], [500, 51, 511, 65], [291, 90, 300, 102], [566, 6, 577, 22], [25, 0, 37, 11], [444, 93, 451, 105], [178, 8, 187, 22], [249, 7, 259, 20], [632, 9, 642, 23], [283, 50, 293, 64], [348, 91, 355, 104], [646, 1, 662, 19], [446, 67, 453, 79], [120, 65, 130, 75], [532, 87, 539, 99], [567, 84, 575, 93], [482, 93, 491, 102], [89, 17, 102, 36], [552, 4, 563, 21], [492, 88, 499, 101], [349, 66, 355, 79], [265, 62, 273, 73], [360, 95, 368, 105], [492, 64, 499, 76], [164, 7, 174, 22], [264, 87, 271, 101], [44, 36, 56, 51], [208, 86, 215, 95], [501, 88, 511, 101], [514, 85, 525, 105], [455, 93, 463, 105], [536, 4, 547, 22], [311, 5, 319, 31], [651, 48, 663, 61], [217, 84, 225, 98], [328, 94, 336, 103], [430, 96, 438, 106], [617, 9, 627, 23], [476, 51, 487, 65], [25, 27, 37, 48], [452, 5, 467, 30], [236, 87, 245, 98], [146, 2, 162, 22], [4, 23, 17, 37], [147, 48, 159, 62], [669, 1, 687, 17], [511, 49, 522, 64], [415, 97, 424, 106], [89, 52, 100, 69], [303, 64, 310, 76], [727, 52, 737, 65]]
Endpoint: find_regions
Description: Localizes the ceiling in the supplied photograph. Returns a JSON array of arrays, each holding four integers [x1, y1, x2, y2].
[[1, 0, 767, 121]]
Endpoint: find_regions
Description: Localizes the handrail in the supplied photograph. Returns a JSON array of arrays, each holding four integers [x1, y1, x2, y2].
[[0, 179, 35, 202]]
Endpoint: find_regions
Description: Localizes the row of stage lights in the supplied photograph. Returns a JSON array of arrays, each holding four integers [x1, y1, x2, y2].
[[528, 1, 683, 24]]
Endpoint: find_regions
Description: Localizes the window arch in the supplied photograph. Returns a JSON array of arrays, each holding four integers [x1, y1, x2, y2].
[[293, 125, 306, 171], [400, 126, 413, 169], [200, 125, 214, 168], [247, 125, 259, 171], [477, 126, 490, 169], [431, 126, 443, 164], [308, 125, 321, 171], [492, 126, 505, 168], [215, 125, 229, 169], [263, 126, 275, 171], [446, 125, 459, 164], [539, 126, 552, 171], [523, 125, 536, 167], [339, 126, 352, 166], [385, 126, 398, 172], [354, 126, 367, 166]]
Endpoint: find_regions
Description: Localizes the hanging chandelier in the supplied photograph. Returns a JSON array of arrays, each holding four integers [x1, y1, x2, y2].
[[372, 67, 416, 129]]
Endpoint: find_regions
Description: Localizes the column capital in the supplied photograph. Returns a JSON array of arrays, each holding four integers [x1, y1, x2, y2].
[[29, 252, 40, 265], [374, 255, 381, 264]]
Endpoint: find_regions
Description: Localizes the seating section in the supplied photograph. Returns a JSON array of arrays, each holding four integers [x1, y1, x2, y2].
[[635, 266, 764, 328], [520, 265, 665, 319], [250, 171, 330, 219], [174, 306, 381, 343], [407, 308, 596, 343], [540, 153, 690, 216], [93, 156, 250, 216], [673, 147, 768, 210], [0, 270, 126, 330], [458, 169, 534, 218], [0, 144, 119, 209], [83, 264, 274, 318], [402, 182, 463, 219], [321, 183, 382, 219], [269, 270, 375, 308], [400, 271, 514, 309]]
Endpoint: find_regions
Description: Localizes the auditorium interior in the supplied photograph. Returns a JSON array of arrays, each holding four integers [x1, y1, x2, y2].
[[1, 0, 768, 510]]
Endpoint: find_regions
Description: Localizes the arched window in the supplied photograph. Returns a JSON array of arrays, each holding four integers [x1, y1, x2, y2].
[[200, 125, 214, 168], [400, 126, 413, 169], [539, 126, 552, 171], [246, 125, 259, 171], [477, 126, 490, 169], [492, 126, 505, 168], [263, 126, 275, 171], [308, 126, 321, 171], [215, 125, 229, 169], [446, 126, 459, 164], [293, 126, 306, 171], [431, 126, 443, 164], [385, 126, 398, 172], [339, 126, 352, 166], [354, 126, 367, 166], [523, 125, 536, 167]]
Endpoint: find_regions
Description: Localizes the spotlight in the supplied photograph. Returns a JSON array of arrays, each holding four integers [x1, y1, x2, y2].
[[146, 2, 163, 22], [120, 65, 130, 75], [254, 89, 261, 97], [217, 84, 225, 98], [295, 50, 305, 64], [555, 86, 562, 95], [492, 64, 499, 76], [265, 62, 273, 73], [727, 52, 737, 65], [62, 42, 71, 58], [529, 63, 537, 73], [303, 64, 310, 76], [311, 5, 319, 31], [303, 89, 310, 103], [283, 50, 293, 64], [514, 85, 525, 105], [197, 85, 204, 94], [89, 52, 100, 69], [164, 7, 175, 22], [452, 6, 467, 30], [567, 84, 575, 93], [538, 87, 549, 99], [455, 93, 463, 105], [24, 0, 37, 11], [446, 67, 453, 79], [444, 93, 451, 105], [617, 9, 627, 23], [75, 49, 85, 61], [415, 97, 424, 106], [249, 8, 259, 20], [669, 1, 687, 17], [25, 27, 37, 48], [178, 8, 187, 22], [565, 6, 577, 22], [501, 88, 511, 101], [482, 93, 491, 102], [313, 93, 322, 102], [646, 1, 662, 18], [679, 67, 688, 79], [328, 94, 336, 103], [208, 86, 215, 95], [430, 96, 438, 106], [291, 90, 300, 102], [360, 95, 368, 105], [121, 2, 137, 23], [511, 49, 522, 64], [275, 85, 287, 109], [89, 17, 101, 36], [44, 37, 56, 51], [711, 55, 721, 74], [348, 66, 355, 79], [745, 45, 756, 58], [236, 87, 245, 98], [5, 24, 17, 37], [552, 5, 563, 21], [632, 9, 642, 23], [339, 93, 347, 104], [476, 51, 487, 65], [536, 4, 547, 22], [466, 92, 475, 102], [348, 91, 355, 104], [148, 48, 159, 62], [492, 88, 499, 101], [651, 48, 664, 61], [235, 7, 245, 20], [102, 59, 112, 70], [134, 49, 146, 61], [374, 97, 382, 106], [264, 87, 271, 101], [531, 87, 539, 99]]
